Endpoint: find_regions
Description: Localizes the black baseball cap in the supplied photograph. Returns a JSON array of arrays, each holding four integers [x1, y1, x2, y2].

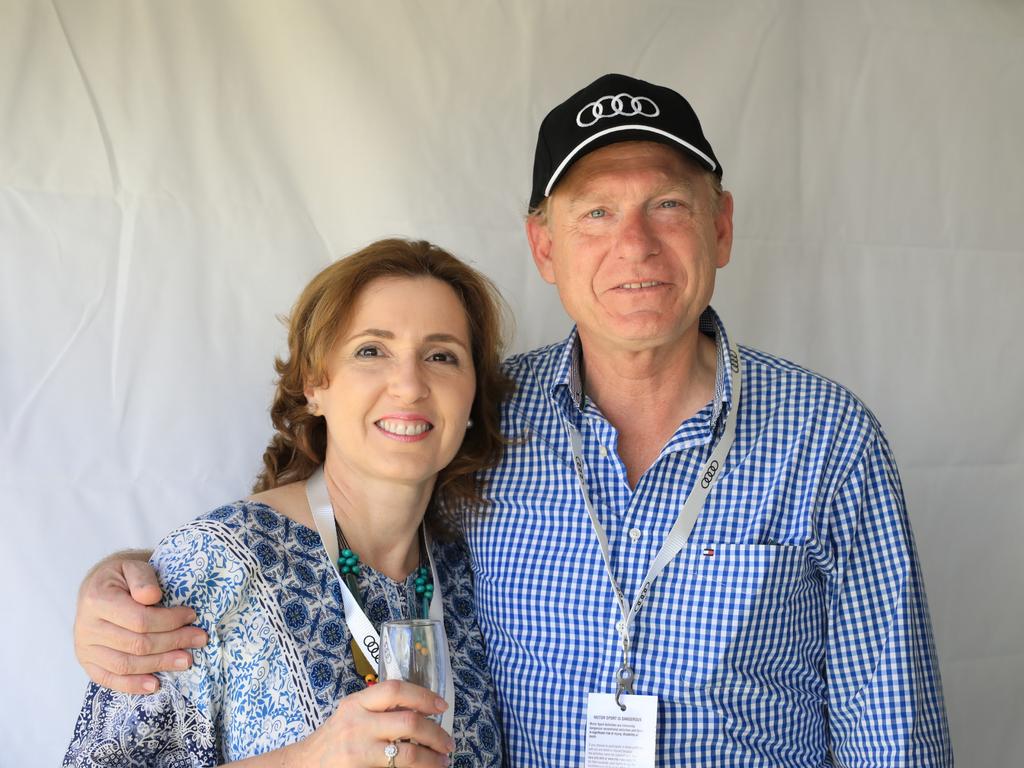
[[530, 73, 722, 209]]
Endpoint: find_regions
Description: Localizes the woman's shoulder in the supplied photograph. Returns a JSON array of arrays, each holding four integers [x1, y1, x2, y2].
[[246, 481, 313, 527], [152, 495, 321, 618], [168, 486, 318, 548], [151, 504, 255, 619]]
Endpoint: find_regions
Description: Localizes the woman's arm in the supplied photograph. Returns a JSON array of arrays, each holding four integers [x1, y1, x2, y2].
[[70, 531, 454, 768], [67, 524, 244, 766]]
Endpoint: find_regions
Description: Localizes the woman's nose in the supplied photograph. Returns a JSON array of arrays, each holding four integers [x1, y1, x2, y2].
[[387, 357, 430, 403]]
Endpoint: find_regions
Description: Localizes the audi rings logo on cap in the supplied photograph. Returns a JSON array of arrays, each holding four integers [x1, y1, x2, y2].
[[576, 92, 660, 127]]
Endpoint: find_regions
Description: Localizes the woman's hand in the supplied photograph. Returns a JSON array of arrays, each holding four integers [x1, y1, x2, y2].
[[294, 680, 453, 767]]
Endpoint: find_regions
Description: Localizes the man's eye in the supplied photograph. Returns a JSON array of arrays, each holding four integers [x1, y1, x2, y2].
[[587, 208, 606, 219], [658, 200, 681, 209]]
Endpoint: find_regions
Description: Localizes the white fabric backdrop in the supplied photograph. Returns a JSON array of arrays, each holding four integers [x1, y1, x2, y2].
[[2, 1, 1022, 765]]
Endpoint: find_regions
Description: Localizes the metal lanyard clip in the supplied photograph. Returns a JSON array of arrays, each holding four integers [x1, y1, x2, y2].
[[614, 664, 635, 710]]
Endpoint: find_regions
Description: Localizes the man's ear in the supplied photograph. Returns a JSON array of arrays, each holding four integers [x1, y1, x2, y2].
[[525, 214, 557, 285], [714, 191, 734, 269]]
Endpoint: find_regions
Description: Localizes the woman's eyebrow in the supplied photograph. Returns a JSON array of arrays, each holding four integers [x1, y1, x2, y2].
[[345, 329, 468, 349], [345, 328, 394, 341], [424, 333, 470, 349]]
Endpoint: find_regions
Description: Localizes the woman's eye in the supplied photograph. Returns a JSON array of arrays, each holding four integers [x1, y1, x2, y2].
[[355, 345, 382, 358], [427, 351, 459, 364]]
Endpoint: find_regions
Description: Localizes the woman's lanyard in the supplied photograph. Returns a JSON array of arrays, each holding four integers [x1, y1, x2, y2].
[[305, 466, 455, 734], [563, 342, 742, 708]]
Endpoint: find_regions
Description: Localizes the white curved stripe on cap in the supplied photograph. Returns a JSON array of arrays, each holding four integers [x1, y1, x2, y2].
[[543, 124, 717, 199]]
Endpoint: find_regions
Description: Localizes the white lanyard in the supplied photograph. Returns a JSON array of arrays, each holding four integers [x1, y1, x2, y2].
[[564, 342, 742, 706], [305, 466, 455, 733]]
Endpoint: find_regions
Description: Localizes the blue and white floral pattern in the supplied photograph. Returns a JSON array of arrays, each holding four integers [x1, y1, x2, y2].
[[65, 501, 502, 767]]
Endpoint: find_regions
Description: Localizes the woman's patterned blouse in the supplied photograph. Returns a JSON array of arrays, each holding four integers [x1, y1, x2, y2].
[[64, 501, 503, 767]]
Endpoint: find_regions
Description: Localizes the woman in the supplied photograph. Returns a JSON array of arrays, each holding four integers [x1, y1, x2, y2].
[[65, 239, 512, 767]]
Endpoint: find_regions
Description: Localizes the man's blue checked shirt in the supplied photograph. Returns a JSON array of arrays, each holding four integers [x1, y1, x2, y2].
[[462, 308, 952, 767]]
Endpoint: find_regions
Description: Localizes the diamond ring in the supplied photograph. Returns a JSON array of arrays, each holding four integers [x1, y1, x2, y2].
[[384, 740, 399, 767]]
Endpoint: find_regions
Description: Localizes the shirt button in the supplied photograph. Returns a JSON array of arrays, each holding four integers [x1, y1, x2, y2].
[[599, 444, 609, 457], [629, 528, 642, 543], [615, 620, 625, 635]]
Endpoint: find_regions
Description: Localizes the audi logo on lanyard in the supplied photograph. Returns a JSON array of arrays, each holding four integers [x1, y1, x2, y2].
[[363, 635, 380, 662], [576, 92, 660, 127], [699, 460, 721, 489]]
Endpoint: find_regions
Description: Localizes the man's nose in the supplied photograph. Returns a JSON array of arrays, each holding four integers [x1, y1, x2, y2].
[[617, 209, 660, 261]]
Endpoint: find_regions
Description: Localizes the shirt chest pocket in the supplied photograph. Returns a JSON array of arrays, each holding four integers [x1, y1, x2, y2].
[[640, 543, 815, 692], [689, 542, 807, 597]]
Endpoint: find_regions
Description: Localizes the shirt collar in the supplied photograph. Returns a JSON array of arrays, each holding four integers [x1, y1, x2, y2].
[[549, 306, 736, 430]]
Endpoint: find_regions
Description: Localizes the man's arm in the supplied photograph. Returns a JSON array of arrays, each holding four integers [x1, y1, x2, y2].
[[824, 432, 953, 766], [74, 549, 208, 694]]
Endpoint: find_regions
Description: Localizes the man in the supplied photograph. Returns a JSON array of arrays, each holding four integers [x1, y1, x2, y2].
[[73, 74, 953, 765]]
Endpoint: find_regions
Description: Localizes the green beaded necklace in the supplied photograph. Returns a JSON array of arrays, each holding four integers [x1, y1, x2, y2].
[[335, 523, 434, 686]]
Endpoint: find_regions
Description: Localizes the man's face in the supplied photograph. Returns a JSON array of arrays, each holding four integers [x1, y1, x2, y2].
[[527, 141, 733, 357]]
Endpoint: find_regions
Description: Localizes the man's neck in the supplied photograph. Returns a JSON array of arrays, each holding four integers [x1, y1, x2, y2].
[[579, 328, 719, 488]]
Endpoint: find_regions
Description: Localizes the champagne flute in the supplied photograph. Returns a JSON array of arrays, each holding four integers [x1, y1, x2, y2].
[[378, 618, 448, 723]]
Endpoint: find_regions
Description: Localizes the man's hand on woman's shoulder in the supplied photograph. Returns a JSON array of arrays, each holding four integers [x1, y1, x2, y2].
[[74, 550, 208, 694]]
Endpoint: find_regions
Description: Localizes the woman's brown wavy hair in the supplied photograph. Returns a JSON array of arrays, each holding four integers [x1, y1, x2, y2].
[[253, 239, 513, 537]]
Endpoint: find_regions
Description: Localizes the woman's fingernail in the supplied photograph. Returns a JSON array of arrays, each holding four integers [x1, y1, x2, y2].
[[174, 656, 190, 670], [143, 679, 157, 693], [435, 697, 448, 710]]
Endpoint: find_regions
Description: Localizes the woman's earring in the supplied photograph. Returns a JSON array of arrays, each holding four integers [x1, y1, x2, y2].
[[466, 418, 474, 429], [307, 402, 320, 416]]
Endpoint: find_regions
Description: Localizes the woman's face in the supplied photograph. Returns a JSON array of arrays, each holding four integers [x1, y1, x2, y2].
[[307, 276, 476, 491]]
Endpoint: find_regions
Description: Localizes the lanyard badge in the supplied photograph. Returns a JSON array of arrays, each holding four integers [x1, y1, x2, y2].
[[566, 342, 742, 710]]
